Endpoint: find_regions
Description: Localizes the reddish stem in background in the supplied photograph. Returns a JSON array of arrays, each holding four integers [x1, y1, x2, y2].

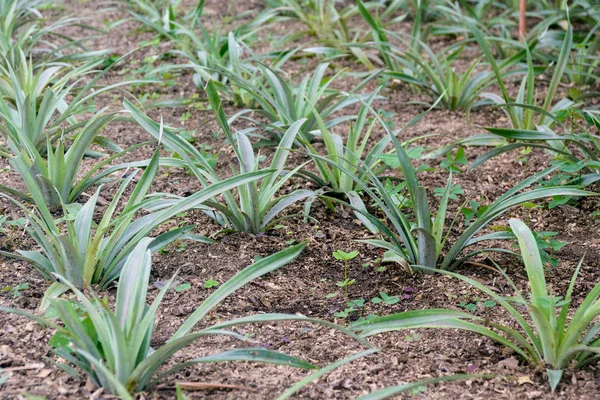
[[519, 0, 526, 41]]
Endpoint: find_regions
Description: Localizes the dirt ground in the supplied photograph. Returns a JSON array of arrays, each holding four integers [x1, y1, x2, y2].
[[1, 1, 600, 399]]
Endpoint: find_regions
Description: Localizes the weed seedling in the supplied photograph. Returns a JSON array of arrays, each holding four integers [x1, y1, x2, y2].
[[460, 199, 488, 226], [333, 250, 359, 303], [533, 232, 567, 268], [204, 279, 219, 289], [1, 282, 29, 298], [405, 332, 422, 343], [0, 216, 26, 249], [176, 242, 187, 253], [458, 298, 497, 312], [433, 182, 464, 200], [174, 283, 191, 292], [372, 292, 400, 305], [334, 298, 366, 321], [440, 147, 468, 173]]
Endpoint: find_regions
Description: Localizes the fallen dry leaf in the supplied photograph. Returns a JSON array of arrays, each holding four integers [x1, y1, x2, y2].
[[2, 363, 45, 372], [517, 376, 534, 386], [84, 376, 97, 392], [497, 357, 519, 371], [37, 369, 52, 378], [90, 388, 104, 400], [177, 382, 254, 391]]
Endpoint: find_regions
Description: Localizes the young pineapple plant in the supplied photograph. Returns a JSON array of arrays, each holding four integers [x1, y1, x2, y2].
[[125, 82, 318, 234], [352, 218, 600, 391], [2, 239, 378, 397], [1, 240, 319, 397]]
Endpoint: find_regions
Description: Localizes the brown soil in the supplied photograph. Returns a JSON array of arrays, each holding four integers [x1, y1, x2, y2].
[[1, 1, 600, 399]]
